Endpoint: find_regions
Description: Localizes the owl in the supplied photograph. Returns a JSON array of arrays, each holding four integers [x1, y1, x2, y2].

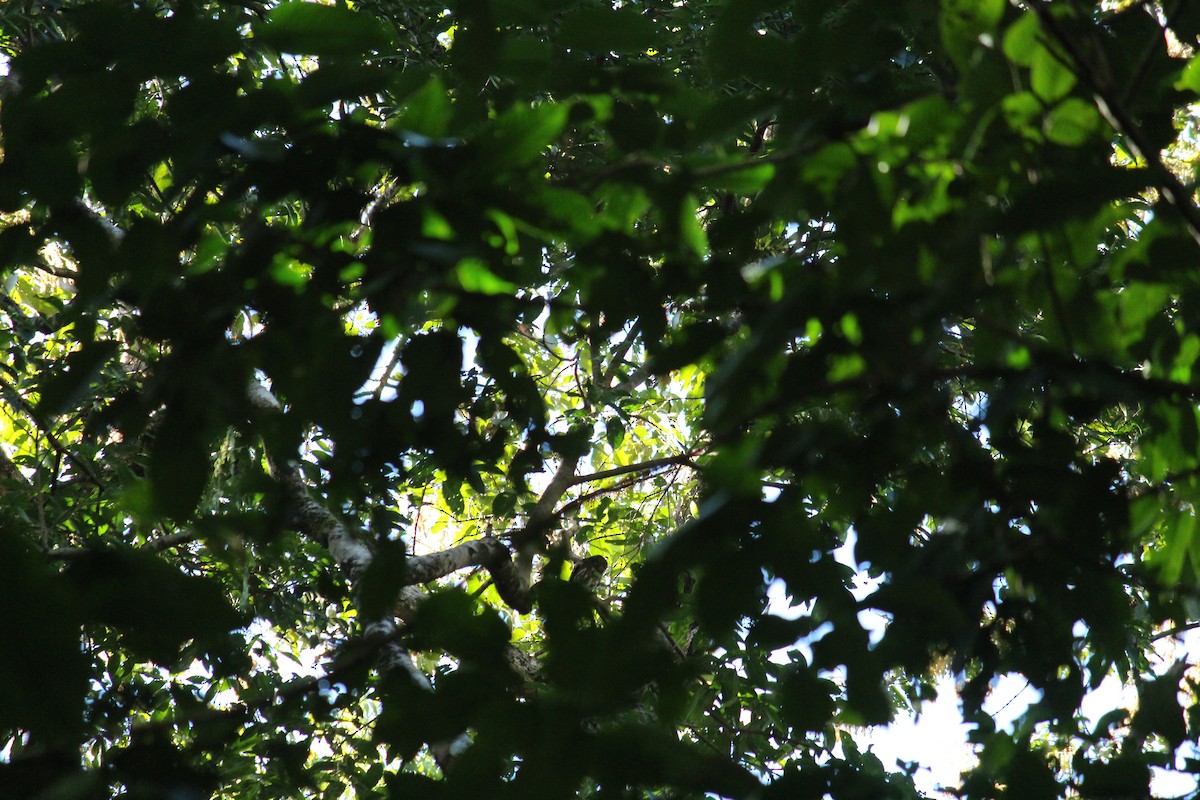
[[568, 555, 608, 592]]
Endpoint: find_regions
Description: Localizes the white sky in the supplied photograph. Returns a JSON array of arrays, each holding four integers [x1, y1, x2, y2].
[[857, 667, 1199, 799], [764, 532, 1200, 799]]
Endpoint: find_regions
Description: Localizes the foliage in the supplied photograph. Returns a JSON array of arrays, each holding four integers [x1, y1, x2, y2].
[[2, 0, 1200, 798]]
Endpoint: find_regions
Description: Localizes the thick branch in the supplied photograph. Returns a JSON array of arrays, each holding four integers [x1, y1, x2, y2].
[[501, 454, 699, 566], [393, 583, 541, 679], [599, 321, 643, 389], [246, 382, 455, 766], [249, 381, 542, 696], [29, 253, 78, 280], [406, 536, 532, 613], [499, 453, 585, 612], [406, 537, 512, 584], [529, 455, 579, 527]]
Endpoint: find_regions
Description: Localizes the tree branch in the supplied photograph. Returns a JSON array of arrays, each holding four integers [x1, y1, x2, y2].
[[245, 381, 458, 769], [598, 320, 642, 390], [529, 455, 580, 527], [567, 452, 697, 487], [404, 535, 532, 613], [46, 530, 201, 561], [1026, 0, 1200, 248], [0, 374, 105, 490], [501, 453, 584, 611], [247, 382, 544, 736], [555, 470, 674, 522], [29, 253, 78, 280]]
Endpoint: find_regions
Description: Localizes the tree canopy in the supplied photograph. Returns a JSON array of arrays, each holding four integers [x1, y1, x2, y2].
[[2, 0, 1200, 798]]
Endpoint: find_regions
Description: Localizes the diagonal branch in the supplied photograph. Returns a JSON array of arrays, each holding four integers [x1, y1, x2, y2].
[[247, 381, 542, 673], [567, 452, 698, 487], [1025, 1, 1200, 247], [529, 455, 580, 526], [405, 537, 512, 585], [599, 320, 643, 389], [245, 382, 455, 763], [47, 530, 201, 561], [503, 453, 584, 610], [0, 374, 105, 490], [405, 535, 532, 614]]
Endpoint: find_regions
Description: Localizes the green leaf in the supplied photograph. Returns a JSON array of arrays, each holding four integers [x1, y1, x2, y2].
[[1043, 98, 1102, 146], [941, 0, 1006, 68], [605, 417, 626, 448], [357, 539, 408, 619], [801, 142, 857, 201], [456, 258, 517, 295], [257, 2, 392, 57], [701, 162, 776, 194], [411, 590, 509, 664], [1131, 664, 1187, 750], [1031, 46, 1076, 101], [0, 532, 87, 744], [1003, 13, 1043, 67], [1116, 281, 1170, 342], [1002, 91, 1044, 139], [1079, 755, 1150, 797], [491, 490, 518, 517], [679, 194, 709, 258], [1002, 746, 1061, 800], [401, 330, 466, 425], [479, 102, 570, 168], [1176, 54, 1200, 93], [149, 401, 214, 521], [1158, 509, 1196, 584], [35, 341, 119, 418], [397, 77, 455, 138], [777, 663, 837, 732]]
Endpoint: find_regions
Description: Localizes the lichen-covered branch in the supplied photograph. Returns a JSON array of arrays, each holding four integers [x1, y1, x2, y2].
[[248, 379, 542, 678], [246, 381, 456, 765], [405, 535, 532, 613]]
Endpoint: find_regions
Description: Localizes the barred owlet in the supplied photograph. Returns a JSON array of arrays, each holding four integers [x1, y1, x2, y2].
[[569, 556, 608, 592]]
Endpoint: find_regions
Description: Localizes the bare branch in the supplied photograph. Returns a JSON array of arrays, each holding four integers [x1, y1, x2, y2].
[[405, 535, 531, 613], [568, 452, 696, 487], [556, 471, 666, 521], [46, 530, 201, 561], [530, 455, 580, 526], [406, 537, 511, 584], [0, 374, 105, 490], [370, 343, 403, 403], [1026, 0, 1200, 248], [29, 253, 78, 280], [600, 320, 643, 390], [248, 380, 544, 759], [392, 583, 542, 679]]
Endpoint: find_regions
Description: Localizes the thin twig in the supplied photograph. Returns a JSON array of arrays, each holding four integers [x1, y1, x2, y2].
[[1036, 231, 1076, 357], [1152, 620, 1200, 641], [0, 374, 105, 490], [567, 452, 698, 487], [46, 530, 202, 561], [1026, 0, 1200, 247]]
